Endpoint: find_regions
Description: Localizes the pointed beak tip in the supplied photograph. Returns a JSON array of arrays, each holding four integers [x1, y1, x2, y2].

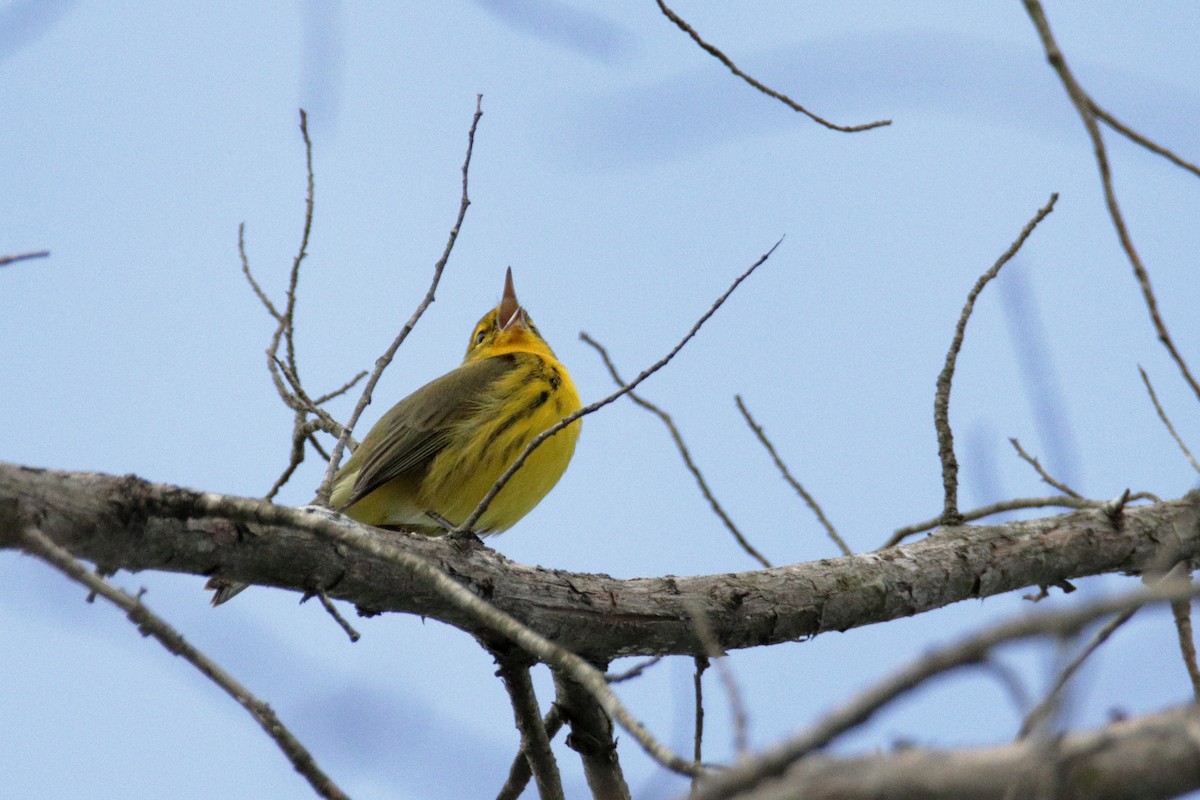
[[498, 267, 522, 329]]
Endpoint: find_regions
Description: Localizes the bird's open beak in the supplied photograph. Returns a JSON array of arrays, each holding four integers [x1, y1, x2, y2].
[[498, 267, 524, 330]]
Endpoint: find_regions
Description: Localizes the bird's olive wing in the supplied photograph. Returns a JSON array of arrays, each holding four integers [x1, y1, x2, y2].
[[342, 355, 516, 509]]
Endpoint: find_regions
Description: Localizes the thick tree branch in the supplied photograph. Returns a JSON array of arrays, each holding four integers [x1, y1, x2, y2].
[[3, 463, 1198, 664], [694, 703, 1200, 800]]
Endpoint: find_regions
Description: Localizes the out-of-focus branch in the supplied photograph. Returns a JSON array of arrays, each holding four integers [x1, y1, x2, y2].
[[690, 581, 1200, 800], [494, 654, 564, 800], [496, 706, 564, 800], [20, 527, 348, 800], [553, 669, 632, 800], [691, 703, 1200, 800], [0, 250, 50, 267]]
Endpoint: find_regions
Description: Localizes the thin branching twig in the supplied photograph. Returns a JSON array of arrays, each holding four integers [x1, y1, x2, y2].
[[317, 95, 485, 505], [883, 491, 1159, 548], [1089, 101, 1200, 179], [736, 394, 849, 557], [934, 194, 1058, 525], [1010, 437, 1081, 497], [1023, 0, 1200, 403], [1018, 608, 1137, 739], [1139, 366, 1200, 475], [654, 0, 890, 133], [21, 528, 349, 800], [581, 332, 771, 568], [607, 656, 666, 683], [455, 238, 782, 534], [312, 589, 361, 642]]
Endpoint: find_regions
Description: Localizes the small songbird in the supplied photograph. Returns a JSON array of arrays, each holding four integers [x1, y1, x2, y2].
[[209, 268, 581, 605]]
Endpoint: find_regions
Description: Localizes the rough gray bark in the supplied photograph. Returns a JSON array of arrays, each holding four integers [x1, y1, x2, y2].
[[694, 703, 1200, 800], [2, 462, 1198, 661]]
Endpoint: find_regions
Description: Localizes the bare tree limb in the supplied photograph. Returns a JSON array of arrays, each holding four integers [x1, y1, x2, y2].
[[694, 703, 1200, 800], [653, 0, 890, 133], [494, 652, 565, 800], [4, 464, 1197, 662], [689, 580, 1200, 800], [496, 705, 564, 800], [553, 669, 632, 800], [20, 527, 348, 800]]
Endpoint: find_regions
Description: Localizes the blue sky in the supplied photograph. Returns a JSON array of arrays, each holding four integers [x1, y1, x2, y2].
[[3, 2, 1199, 798]]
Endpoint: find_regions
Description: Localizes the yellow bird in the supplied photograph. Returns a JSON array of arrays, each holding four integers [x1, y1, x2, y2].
[[210, 268, 580, 604]]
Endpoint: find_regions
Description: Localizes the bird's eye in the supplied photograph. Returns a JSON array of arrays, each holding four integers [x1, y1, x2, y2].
[[475, 329, 487, 346]]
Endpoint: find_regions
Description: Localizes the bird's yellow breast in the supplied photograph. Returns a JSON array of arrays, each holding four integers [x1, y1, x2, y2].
[[422, 351, 581, 532]]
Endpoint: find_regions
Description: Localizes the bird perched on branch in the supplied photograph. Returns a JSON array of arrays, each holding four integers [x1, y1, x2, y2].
[[209, 268, 581, 605]]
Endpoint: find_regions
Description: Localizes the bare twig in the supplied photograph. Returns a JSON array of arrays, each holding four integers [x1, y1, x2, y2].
[[653, 0, 889, 133], [1089, 101, 1200, 180], [934, 194, 1059, 525], [496, 705, 564, 800], [1139, 366, 1200, 475], [20, 527, 348, 800], [317, 95, 484, 505], [281, 108, 316, 386], [884, 491, 1159, 548], [1020, 563, 1198, 739], [581, 332, 771, 568], [1018, 608, 1137, 739], [495, 655, 565, 800], [0, 250, 50, 268], [1023, 0, 1200, 404], [736, 394, 849, 557], [312, 588, 361, 642], [607, 656, 665, 684], [456, 238, 782, 534], [1010, 437, 1081, 497], [691, 580, 1200, 800]]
